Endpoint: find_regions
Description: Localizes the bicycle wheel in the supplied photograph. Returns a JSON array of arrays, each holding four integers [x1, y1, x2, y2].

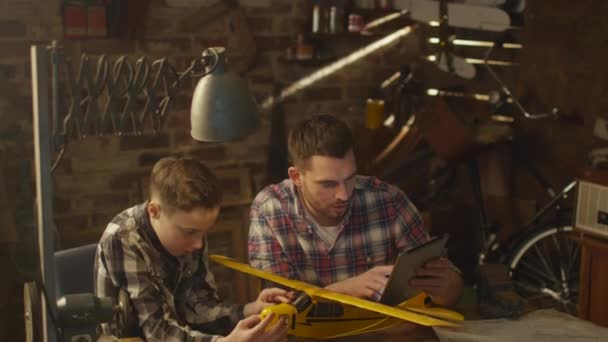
[[507, 222, 580, 315]]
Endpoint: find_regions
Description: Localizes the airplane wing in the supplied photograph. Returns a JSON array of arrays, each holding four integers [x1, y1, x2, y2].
[[399, 293, 465, 321], [211, 255, 461, 327], [312, 289, 459, 327], [209, 255, 320, 295], [404, 306, 464, 321]]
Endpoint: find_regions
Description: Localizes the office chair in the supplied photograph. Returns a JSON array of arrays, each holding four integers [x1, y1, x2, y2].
[[54, 243, 98, 297], [54, 243, 120, 341]]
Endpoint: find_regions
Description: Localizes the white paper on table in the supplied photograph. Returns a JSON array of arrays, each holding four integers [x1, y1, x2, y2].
[[433, 309, 608, 342]]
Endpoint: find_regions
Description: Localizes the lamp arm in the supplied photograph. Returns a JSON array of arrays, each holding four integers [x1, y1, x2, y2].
[[186, 47, 220, 79], [48, 43, 223, 140]]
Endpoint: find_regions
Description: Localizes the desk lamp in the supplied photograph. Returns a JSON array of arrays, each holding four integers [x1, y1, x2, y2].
[[28, 42, 259, 342]]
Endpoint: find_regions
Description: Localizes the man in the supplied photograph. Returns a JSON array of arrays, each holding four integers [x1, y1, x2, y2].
[[95, 156, 289, 342], [249, 115, 463, 306]]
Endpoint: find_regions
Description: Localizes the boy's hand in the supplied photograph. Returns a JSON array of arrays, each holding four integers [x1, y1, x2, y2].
[[218, 313, 288, 342], [244, 288, 292, 316]]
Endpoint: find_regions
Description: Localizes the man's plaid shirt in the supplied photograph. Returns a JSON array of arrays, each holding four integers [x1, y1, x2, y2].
[[248, 176, 429, 287], [95, 203, 243, 341]]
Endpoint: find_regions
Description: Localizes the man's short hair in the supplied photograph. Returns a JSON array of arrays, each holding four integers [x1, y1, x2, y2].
[[149, 156, 221, 212], [288, 114, 354, 169]]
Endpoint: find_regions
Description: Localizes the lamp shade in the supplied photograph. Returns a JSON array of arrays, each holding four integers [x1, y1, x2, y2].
[[190, 47, 259, 141]]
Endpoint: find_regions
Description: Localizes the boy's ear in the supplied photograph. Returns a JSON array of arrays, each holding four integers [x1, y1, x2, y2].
[[288, 166, 302, 187], [148, 200, 160, 219]]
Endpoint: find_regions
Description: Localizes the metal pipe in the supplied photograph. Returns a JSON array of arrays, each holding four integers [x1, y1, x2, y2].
[[50, 41, 61, 151], [428, 37, 522, 49], [31, 44, 58, 342]]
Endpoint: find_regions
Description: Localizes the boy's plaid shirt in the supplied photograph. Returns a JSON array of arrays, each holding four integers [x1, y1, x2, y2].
[[95, 203, 243, 341], [249, 176, 429, 287]]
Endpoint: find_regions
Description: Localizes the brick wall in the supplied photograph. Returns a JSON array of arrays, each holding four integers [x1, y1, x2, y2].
[[0, 0, 420, 338], [1, 0, 421, 245], [2, 0, 605, 338], [3, 1, 422, 242], [0, 1, 63, 338]]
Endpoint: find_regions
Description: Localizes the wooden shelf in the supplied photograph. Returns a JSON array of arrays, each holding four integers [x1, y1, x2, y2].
[[308, 9, 412, 38], [277, 55, 337, 66], [310, 31, 378, 38], [281, 5, 411, 68], [577, 232, 608, 327]]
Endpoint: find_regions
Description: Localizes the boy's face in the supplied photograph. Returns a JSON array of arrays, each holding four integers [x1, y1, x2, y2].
[[289, 149, 357, 226], [148, 201, 220, 257]]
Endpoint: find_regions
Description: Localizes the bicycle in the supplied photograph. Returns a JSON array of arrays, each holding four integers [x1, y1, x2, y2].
[[367, 58, 580, 316], [469, 142, 579, 316], [474, 42, 578, 315]]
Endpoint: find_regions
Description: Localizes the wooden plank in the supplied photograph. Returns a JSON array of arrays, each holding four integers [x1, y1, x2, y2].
[[588, 251, 608, 326], [578, 243, 591, 320], [577, 233, 608, 326], [577, 233, 608, 252], [207, 207, 251, 302], [0, 149, 17, 243]]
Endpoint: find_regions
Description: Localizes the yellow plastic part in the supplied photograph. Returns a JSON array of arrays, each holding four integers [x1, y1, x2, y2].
[[312, 289, 459, 327], [260, 303, 296, 332], [210, 254, 463, 338], [399, 293, 465, 321], [210, 255, 320, 295]]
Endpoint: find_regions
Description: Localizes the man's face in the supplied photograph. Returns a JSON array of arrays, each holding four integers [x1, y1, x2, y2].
[[148, 202, 220, 257], [289, 149, 357, 226]]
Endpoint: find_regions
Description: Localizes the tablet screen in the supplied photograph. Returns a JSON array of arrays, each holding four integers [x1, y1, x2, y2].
[[379, 234, 449, 306]]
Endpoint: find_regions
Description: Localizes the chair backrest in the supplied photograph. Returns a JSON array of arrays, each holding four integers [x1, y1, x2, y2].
[[54, 243, 98, 297]]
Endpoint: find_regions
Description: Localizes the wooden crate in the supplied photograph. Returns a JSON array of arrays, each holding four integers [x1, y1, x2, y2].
[[207, 207, 253, 303]]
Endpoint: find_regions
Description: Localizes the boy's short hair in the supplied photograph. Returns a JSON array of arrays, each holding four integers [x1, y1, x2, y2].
[[288, 114, 354, 169], [149, 156, 221, 212]]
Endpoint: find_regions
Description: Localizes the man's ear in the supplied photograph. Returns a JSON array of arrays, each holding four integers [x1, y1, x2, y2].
[[288, 166, 302, 187], [148, 200, 160, 219]]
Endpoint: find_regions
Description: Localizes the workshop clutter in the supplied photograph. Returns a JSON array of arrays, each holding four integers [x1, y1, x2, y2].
[[62, 0, 149, 39], [63, 0, 109, 38]]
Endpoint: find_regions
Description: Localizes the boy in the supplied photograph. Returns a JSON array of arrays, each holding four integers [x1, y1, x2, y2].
[[95, 156, 289, 341]]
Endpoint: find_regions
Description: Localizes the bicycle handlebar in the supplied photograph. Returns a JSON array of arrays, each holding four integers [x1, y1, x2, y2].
[[483, 45, 560, 120]]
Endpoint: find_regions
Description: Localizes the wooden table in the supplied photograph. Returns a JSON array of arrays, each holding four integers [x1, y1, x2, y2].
[[101, 324, 439, 342], [293, 323, 439, 342]]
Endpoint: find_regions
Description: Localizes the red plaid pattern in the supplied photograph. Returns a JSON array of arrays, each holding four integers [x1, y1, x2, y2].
[[249, 176, 429, 287]]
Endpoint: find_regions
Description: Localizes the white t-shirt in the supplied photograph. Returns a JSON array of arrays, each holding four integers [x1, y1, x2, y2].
[[294, 184, 343, 248], [306, 213, 341, 247]]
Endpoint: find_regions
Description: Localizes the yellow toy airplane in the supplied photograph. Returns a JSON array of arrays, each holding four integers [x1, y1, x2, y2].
[[210, 255, 463, 339]]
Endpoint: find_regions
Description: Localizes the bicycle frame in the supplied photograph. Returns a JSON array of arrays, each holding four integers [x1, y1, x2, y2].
[[472, 154, 577, 266]]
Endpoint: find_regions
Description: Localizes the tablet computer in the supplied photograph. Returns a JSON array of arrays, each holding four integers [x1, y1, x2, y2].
[[379, 234, 449, 306]]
